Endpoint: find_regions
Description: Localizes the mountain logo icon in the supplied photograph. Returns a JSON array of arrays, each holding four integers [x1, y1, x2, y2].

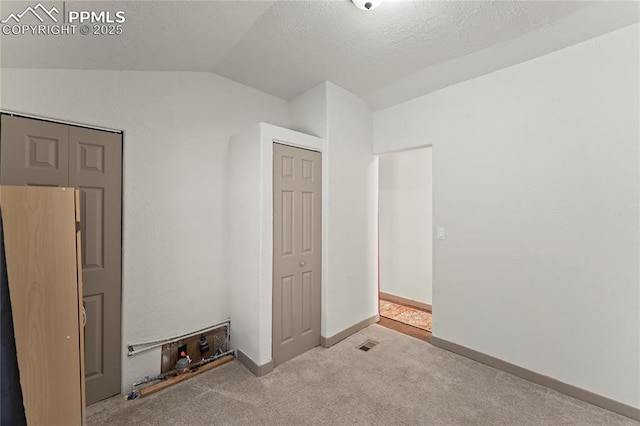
[[1, 3, 59, 24]]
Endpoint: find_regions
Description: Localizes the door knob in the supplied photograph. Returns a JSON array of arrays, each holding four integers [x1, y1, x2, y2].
[[300, 261, 305, 267]]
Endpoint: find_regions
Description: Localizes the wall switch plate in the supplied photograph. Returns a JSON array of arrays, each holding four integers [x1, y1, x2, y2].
[[437, 227, 446, 240]]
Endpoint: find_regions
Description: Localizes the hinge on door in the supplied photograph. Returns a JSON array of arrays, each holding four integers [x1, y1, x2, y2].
[[76, 222, 81, 232]]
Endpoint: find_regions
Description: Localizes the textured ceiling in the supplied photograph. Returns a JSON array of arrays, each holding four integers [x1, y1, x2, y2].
[[214, 0, 592, 99], [1, 0, 632, 106]]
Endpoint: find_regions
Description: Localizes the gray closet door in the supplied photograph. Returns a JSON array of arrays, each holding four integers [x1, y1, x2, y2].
[[69, 125, 122, 404], [0, 115, 69, 187], [272, 143, 321, 366], [0, 114, 122, 405]]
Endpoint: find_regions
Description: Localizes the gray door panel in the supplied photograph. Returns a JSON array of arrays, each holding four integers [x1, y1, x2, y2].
[[1, 114, 122, 405], [273, 143, 321, 366], [69, 126, 122, 404], [1, 115, 69, 187]]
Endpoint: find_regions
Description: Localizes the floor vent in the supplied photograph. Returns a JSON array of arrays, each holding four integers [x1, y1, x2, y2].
[[358, 340, 378, 352]]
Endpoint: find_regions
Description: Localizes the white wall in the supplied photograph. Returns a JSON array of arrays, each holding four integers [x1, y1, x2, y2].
[[379, 147, 432, 305], [290, 82, 378, 339], [324, 83, 378, 337], [290, 82, 327, 139], [228, 124, 262, 365], [374, 24, 640, 408], [0, 68, 290, 391]]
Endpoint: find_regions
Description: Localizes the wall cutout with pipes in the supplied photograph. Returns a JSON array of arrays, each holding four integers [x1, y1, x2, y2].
[[126, 319, 234, 400]]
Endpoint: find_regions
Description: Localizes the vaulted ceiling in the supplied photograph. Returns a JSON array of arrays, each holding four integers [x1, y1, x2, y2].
[[1, 1, 638, 109]]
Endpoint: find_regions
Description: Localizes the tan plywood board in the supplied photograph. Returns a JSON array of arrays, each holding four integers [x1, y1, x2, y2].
[[0, 186, 83, 425]]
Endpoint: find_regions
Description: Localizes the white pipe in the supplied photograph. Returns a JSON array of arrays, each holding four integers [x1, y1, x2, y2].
[[127, 318, 230, 356]]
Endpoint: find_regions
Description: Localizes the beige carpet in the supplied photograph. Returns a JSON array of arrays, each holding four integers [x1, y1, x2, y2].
[[87, 325, 637, 425]]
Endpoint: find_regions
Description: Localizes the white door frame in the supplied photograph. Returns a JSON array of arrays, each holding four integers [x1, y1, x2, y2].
[[228, 123, 329, 376], [258, 124, 327, 367]]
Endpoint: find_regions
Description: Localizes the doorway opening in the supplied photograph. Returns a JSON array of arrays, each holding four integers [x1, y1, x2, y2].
[[376, 146, 432, 343]]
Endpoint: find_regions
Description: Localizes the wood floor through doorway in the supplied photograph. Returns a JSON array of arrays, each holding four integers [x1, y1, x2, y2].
[[377, 298, 431, 343]]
